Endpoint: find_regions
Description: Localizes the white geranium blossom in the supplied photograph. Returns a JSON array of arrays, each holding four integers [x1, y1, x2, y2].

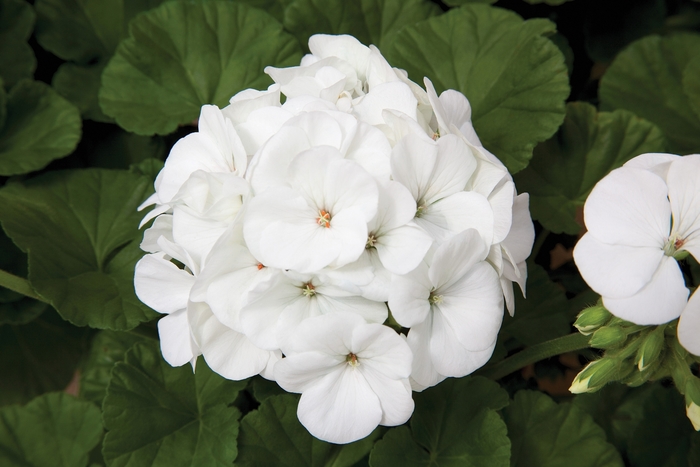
[[274, 312, 413, 444], [389, 229, 504, 388], [133, 33, 536, 444], [574, 154, 700, 325], [244, 147, 378, 272]]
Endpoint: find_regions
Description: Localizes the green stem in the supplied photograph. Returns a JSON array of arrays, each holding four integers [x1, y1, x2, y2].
[[477, 333, 590, 380], [0, 268, 47, 303], [127, 323, 160, 341], [530, 228, 550, 260]]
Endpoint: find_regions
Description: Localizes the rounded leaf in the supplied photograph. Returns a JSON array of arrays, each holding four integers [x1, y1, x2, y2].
[[99, 1, 302, 135]]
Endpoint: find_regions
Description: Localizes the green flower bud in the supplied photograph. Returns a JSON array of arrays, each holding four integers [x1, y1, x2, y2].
[[574, 304, 612, 335], [636, 327, 665, 371], [589, 326, 627, 349], [569, 358, 618, 394], [685, 378, 700, 431]]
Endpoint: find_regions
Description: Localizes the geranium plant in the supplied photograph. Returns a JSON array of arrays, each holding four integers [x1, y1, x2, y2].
[[0, 0, 699, 466]]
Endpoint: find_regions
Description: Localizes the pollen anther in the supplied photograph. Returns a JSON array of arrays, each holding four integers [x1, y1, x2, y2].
[[317, 210, 331, 228]]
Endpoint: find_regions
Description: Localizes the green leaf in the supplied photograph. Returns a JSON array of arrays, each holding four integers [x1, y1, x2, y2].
[[599, 33, 700, 154], [573, 383, 657, 455], [87, 129, 166, 170], [503, 390, 624, 467], [628, 384, 698, 467], [35, 0, 168, 120], [249, 375, 285, 403], [0, 0, 36, 87], [386, 4, 569, 173], [0, 169, 158, 330], [99, 1, 302, 135], [584, 0, 666, 63], [79, 330, 145, 406], [369, 376, 510, 466], [514, 102, 666, 234], [236, 393, 382, 467], [103, 341, 246, 467], [0, 228, 47, 326], [284, 0, 441, 52], [0, 80, 82, 176], [0, 392, 102, 467], [53, 62, 112, 122], [0, 311, 91, 406], [683, 54, 700, 121], [444, 0, 497, 6], [500, 263, 571, 346]]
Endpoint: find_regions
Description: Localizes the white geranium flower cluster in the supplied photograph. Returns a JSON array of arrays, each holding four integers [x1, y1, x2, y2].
[[134, 34, 534, 444], [573, 153, 700, 356]]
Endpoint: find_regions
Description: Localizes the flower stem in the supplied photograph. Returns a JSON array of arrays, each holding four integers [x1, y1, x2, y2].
[[530, 228, 550, 260], [0, 268, 47, 303], [477, 333, 591, 380]]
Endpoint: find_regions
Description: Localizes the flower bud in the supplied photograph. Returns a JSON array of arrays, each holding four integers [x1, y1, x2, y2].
[[589, 326, 626, 349], [685, 377, 700, 431], [569, 358, 618, 394], [636, 327, 665, 371], [574, 305, 612, 335]]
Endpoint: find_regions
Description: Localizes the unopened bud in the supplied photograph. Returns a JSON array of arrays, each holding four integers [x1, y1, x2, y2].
[[685, 378, 700, 431], [569, 358, 618, 394], [636, 327, 665, 371], [589, 326, 626, 349], [574, 305, 612, 335]]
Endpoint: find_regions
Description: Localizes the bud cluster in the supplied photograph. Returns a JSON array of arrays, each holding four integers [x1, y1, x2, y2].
[[570, 302, 700, 430]]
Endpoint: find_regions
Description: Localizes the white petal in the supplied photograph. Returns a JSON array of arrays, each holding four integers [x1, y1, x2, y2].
[[274, 352, 346, 393], [416, 191, 494, 244], [584, 167, 669, 248], [667, 155, 700, 259], [623, 152, 679, 179], [297, 367, 383, 444], [247, 125, 311, 193], [573, 233, 663, 299], [140, 214, 173, 253], [376, 223, 432, 275], [158, 308, 199, 367], [352, 323, 412, 380], [362, 369, 414, 426], [406, 316, 444, 389], [603, 256, 689, 325], [391, 133, 438, 203], [437, 262, 504, 352], [422, 134, 476, 205], [354, 82, 418, 125], [428, 229, 488, 291], [502, 193, 535, 264], [190, 306, 272, 380], [678, 290, 700, 356], [430, 309, 496, 377], [134, 254, 194, 315], [389, 262, 432, 327]]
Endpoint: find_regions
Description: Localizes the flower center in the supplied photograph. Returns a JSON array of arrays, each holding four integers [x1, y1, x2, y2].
[[302, 282, 316, 297], [432, 129, 440, 141], [366, 234, 377, 249], [346, 352, 359, 367], [317, 210, 331, 228], [256, 263, 265, 270], [429, 292, 443, 305], [664, 235, 688, 260], [415, 204, 427, 218]]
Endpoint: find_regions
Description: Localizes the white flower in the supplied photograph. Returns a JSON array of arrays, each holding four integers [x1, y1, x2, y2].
[[389, 229, 504, 388], [240, 271, 387, 350], [678, 290, 700, 356], [244, 147, 378, 272], [246, 110, 391, 192], [359, 180, 433, 301], [391, 132, 495, 244], [134, 251, 200, 368], [274, 312, 414, 444], [574, 154, 700, 325]]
